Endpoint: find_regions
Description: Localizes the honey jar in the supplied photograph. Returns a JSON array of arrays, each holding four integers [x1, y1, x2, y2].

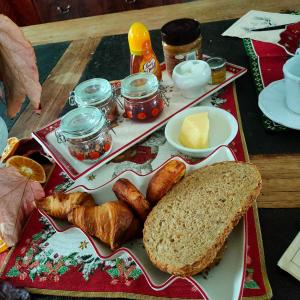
[[207, 57, 227, 85], [121, 72, 164, 122], [57, 106, 112, 163], [70, 78, 119, 123], [161, 18, 202, 76]]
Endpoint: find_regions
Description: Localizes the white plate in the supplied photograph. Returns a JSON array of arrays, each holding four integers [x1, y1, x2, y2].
[[40, 146, 246, 300], [258, 79, 300, 130], [32, 62, 247, 180]]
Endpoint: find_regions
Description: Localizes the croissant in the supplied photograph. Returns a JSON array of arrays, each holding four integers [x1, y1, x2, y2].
[[112, 178, 151, 221], [67, 201, 140, 250], [147, 160, 186, 204], [36, 192, 95, 219]]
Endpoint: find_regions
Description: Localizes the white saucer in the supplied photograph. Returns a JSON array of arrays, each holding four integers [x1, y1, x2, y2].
[[258, 79, 300, 130]]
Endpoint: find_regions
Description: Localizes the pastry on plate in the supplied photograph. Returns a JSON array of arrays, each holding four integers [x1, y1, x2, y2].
[[36, 192, 95, 219], [67, 201, 140, 250]]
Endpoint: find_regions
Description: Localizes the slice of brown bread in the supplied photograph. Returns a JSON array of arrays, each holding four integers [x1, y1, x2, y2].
[[143, 161, 262, 277]]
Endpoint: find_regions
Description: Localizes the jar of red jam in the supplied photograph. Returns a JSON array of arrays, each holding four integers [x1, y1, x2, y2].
[[121, 72, 164, 122], [70, 78, 119, 123], [57, 106, 112, 163]]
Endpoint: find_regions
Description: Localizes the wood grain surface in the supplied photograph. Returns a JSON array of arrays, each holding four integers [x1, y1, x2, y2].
[[22, 0, 300, 45], [10, 0, 300, 208], [250, 154, 300, 208]]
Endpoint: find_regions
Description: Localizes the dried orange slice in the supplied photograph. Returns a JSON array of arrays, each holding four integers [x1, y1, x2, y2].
[[6, 155, 46, 183], [0, 137, 19, 163], [0, 237, 8, 253]]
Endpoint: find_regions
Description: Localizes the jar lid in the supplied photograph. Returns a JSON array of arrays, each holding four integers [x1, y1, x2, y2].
[[161, 18, 201, 46], [121, 72, 158, 99], [60, 106, 106, 139], [207, 57, 226, 70], [74, 78, 112, 106]]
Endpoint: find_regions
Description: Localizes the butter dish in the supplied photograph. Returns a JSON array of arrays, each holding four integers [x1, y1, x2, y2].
[[165, 106, 238, 157]]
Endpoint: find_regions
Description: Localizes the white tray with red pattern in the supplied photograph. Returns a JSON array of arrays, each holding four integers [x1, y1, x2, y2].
[[41, 146, 246, 300], [32, 61, 246, 180]]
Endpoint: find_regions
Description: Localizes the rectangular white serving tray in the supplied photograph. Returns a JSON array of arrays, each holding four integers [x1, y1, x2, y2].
[[32, 62, 246, 180]]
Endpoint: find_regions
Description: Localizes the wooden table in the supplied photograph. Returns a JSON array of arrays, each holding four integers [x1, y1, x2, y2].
[[9, 0, 300, 211]]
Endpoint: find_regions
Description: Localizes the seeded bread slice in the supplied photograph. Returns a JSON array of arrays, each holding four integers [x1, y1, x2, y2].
[[143, 161, 262, 277]]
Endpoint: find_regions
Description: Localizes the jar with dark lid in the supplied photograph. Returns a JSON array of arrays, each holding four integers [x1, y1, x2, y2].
[[207, 57, 226, 85], [56, 106, 112, 163], [70, 78, 119, 123], [121, 72, 164, 122], [161, 18, 203, 76]]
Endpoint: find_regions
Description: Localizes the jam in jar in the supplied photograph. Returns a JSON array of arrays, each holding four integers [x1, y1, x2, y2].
[[121, 72, 164, 122], [57, 106, 112, 163], [70, 78, 119, 123]]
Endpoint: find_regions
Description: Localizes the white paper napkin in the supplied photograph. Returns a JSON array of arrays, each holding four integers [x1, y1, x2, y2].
[[222, 10, 300, 44], [278, 232, 300, 281]]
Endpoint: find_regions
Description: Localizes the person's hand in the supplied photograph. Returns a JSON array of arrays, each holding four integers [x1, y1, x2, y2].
[[0, 14, 41, 118]]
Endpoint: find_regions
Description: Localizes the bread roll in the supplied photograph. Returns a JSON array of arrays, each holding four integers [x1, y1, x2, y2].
[[112, 178, 151, 221], [146, 160, 186, 204]]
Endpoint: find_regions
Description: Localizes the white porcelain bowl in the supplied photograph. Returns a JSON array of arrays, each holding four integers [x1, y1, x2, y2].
[[165, 106, 238, 157], [172, 60, 211, 98]]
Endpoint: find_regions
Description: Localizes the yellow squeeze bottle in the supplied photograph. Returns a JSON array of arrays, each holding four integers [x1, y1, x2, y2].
[[128, 22, 161, 80]]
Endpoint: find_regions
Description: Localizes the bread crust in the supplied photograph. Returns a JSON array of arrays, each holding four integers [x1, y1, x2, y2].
[[143, 161, 262, 277], [146, 160, 186, 205], [112, 178, 151, 221]]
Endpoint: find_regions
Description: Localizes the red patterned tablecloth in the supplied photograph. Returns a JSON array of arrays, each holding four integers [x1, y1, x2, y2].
[[0, 83, 272, 299]]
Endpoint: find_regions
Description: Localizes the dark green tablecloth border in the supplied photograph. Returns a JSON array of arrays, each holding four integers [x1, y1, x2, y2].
[[242, 38, 288, 132]]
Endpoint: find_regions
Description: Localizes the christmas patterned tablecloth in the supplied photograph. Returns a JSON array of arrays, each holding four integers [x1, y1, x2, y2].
[[243, 38, 290, 132], [0, 83, 272, 300]]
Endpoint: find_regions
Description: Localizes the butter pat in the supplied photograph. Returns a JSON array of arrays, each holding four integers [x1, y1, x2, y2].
[[179, 112, 209, 149]]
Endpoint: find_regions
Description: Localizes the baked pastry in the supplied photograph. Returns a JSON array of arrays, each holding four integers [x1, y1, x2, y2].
[[112, 178, 151, 221], [36, 192, 95, 219], [143, 161, 262, 276], [146, 159, 186, 204], [67, 201, 140, 250]]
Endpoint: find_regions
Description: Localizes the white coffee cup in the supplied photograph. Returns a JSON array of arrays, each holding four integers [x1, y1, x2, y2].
[[283, 48, 300, 114]]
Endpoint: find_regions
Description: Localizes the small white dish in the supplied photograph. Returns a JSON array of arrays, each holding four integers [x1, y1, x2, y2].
[[165, 106, 238, 157], [172, 60, 211, 98], [258, 79, 300, 130]]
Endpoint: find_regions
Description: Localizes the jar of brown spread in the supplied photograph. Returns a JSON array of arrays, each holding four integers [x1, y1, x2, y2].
[[161, 18, 202, 76]]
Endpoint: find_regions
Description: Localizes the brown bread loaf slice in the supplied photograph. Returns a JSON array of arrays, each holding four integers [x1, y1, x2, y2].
[[143, 161, 262, 277]]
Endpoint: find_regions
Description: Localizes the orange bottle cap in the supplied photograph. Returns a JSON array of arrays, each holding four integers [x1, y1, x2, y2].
[[128, 22, 151, 55]]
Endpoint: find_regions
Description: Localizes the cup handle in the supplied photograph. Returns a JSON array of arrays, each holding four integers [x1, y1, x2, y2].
[[296, 48, 300, 56]]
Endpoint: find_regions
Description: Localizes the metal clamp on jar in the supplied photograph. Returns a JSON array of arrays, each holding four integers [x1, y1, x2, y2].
[[69, 78, 121, 124], [121, 72, 167, 122], [56, 106, 112, 163]]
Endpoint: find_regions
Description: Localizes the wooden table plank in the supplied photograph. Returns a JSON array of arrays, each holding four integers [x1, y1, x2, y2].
[[9, 37, 101, 138], [250, 154, 300, 208], [22, 0, 300, 45]]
